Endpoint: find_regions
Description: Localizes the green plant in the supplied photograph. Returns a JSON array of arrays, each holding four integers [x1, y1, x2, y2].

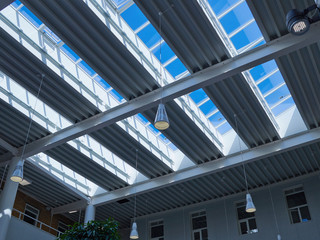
[[57, 218, 121, 240]]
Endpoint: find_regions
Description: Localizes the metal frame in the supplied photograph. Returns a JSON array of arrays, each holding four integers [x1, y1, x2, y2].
[[13, 22, 320, 161], [92, 127, 320, 205]]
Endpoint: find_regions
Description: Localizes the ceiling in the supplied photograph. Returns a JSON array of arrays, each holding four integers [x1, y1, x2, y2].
[[0, 0, 320, 228]]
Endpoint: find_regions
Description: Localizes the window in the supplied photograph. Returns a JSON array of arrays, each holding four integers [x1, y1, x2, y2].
[[23, 204, 39, 226], [191, 211, 208, 240], [285, 186, 311, 224], [57, 221, 69, 236], [150, 220, 164, 240], [236, 201, 258, 235]]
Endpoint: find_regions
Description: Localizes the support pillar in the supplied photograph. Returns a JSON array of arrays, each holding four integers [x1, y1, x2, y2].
[[84, 203, 95, 224], [0, 157, 20, 240]]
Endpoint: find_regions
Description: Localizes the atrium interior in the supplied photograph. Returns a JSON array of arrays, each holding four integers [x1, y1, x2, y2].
[[0, 0, 320, 239]]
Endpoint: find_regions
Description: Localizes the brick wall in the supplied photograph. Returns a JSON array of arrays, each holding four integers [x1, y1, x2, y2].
[[12, 190, 75, 236]]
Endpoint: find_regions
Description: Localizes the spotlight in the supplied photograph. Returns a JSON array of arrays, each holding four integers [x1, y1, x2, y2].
[[286, 3, 320, 35], [286, 9, 310, 35]]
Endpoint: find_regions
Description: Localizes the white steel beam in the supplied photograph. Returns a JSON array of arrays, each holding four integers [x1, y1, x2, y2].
[[92, 128, 320, 205], [14, 23, 320, 160]]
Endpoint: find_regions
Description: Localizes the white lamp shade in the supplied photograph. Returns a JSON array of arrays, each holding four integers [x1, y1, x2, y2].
[[154, 103, 169, 130], [10, 164, 23, 182], [277, 234, 282, 240], [245, 193, 256, 213], [130, 222, 139, 239]]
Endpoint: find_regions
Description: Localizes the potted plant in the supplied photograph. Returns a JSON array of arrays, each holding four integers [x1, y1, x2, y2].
[[57, 218, 121, 240]]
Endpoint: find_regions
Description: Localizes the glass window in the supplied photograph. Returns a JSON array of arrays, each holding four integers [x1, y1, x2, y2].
[[285, 186, 311, 224], [23, 204, 39, 226], [57, 221, 69, 237], [236, 201, 258, 235], [150, 220, 164, 240], [191, 211, 208, 240]]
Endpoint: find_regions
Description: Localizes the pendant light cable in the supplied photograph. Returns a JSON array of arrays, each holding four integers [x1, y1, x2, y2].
[[133, 149, 138, 222], [268, 186, 280, 236], [20, 74, 45, 164], [159, 12, 163, 103], [234, 114, 249, 192]]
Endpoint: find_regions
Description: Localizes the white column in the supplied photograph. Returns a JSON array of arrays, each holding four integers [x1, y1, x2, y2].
[[0, 157, 20, 240], [84, 203, 95, 224]]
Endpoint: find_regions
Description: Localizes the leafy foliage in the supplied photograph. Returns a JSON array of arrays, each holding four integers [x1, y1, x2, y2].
[[57, 218, 121, 240]]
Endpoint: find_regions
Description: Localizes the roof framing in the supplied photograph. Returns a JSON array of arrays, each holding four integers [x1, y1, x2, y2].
[[8, 22, 320, 161]]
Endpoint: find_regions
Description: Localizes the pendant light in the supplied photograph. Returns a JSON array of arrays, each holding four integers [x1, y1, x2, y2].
[[234, 114, 256, 213], [130, 149, 139, 239], [10, 160, 24, 182], [11, 74, 44, 182], [154, 12, 169, 130]]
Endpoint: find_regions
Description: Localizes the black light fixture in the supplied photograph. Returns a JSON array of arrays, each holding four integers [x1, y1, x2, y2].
[[286, 2, 320, 35]]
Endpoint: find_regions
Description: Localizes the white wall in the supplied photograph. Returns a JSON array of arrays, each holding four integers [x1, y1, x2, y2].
[[6, 217, 55, 240], [127, 174, 320, 240]]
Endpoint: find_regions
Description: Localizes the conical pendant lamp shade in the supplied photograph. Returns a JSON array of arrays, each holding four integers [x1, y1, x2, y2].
[[130, 222, 139, 239], [10, 161, 23, 182], [154, 103, 169, 130], [245, 193, 256, 213], [277, 234, 281, 240]]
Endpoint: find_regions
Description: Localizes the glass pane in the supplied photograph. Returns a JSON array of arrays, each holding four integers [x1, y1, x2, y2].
[[272, 97, 295, 116], [151, 225, 164, 238], [165, 58, 187, 78], [194, 231, 200, 240], [153, 43, 175, 64], [137, 24, 160, 48], [230, 23, 262, 50], [250, 61, 278, 80], [209, 0, 239, 16], [217, 122, 232, 135], [265, 85, 290, 107], [240, 221, 248, 235], [199, 100, 217, 116], [220, 2, 253, 34], [208, 112, 226, 126], [258, 71, 283, 95], [23, 215, 36, 225], [248, 218, 257, 231], [189, 89, 208, 105], [19, 6, 42, 28], [202, 229, 208, 240], [286, 192, 307, 208], [121, 4, 148, 31], [300, 206, 311, 222], [290, 208, 301, 224], [192, 215, 207, 230]]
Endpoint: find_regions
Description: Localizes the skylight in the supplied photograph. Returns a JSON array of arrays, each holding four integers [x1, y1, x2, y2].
[[203, 0, 296, 118], [5, 0, 176, 153], [119, 2, 232, 135]]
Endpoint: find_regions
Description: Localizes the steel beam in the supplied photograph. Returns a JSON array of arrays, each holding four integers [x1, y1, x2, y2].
[[14, 23, 320, 160], [92, 128, 320, 205]]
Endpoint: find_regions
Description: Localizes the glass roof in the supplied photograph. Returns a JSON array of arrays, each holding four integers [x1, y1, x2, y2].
[[120, 2, 232, 135], [205, 0, 296, 117], [7, 0, 176, 151]]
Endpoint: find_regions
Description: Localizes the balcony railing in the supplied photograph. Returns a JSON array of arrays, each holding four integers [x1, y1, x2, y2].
[[12, 208, 63, 237]]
